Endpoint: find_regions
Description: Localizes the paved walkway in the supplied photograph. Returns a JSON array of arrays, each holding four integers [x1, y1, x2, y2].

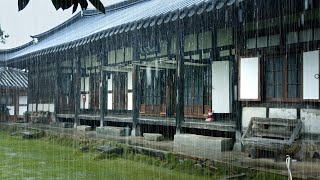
[[2, 122, 320, 179]]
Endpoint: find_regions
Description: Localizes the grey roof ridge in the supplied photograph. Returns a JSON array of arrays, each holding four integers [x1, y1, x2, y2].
[[31, 0, 149, 41], [0, 41, 34, 52]]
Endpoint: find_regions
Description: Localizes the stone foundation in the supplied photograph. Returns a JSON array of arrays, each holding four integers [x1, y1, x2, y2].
[[174, 134, 233, 159], [96, 126, 131, 137], [76, 125, 91, 131], [143, 133, 164, 141]]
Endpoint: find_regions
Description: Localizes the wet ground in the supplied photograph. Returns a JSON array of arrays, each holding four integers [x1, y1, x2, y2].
[[0, 130, 209, 180], [2, 122, 320, 179]]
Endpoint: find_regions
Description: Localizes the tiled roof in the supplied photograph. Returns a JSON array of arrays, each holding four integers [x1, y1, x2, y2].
[[0, 67, 28, 89], [0, 0, 241, 62]]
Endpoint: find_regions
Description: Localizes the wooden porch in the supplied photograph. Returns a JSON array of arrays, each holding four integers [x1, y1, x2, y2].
[[56, 114, 236, 132]]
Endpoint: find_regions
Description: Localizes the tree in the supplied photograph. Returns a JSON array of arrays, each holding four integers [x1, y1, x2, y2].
[[0, 26, 9, 44], [18, 0, 106, 14]]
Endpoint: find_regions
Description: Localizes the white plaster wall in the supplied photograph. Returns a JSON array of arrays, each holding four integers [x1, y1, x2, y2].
[[32, 104, 37, 112], [269, 108, 297, 119], [7, 106, 15, 115], [43, 104, 49, 111], [37, 104, 44, 111], [49, 104, 55, 113], [19, 96, 27, 105], [107, 75, 113, 110], [127, 71, 133, 111], [127, 71, 133, 90], [242, 107, 267, 130], [239, 57, 260, 100], [28, 104, 32, 112], [108, 93, 113, 110], [128, 92, 133, 110], [80, 94, 90, 109], [19, 106, 27, 115], [303, 50, 319, 99], [81, 77, 90, 92], [301, 109, 320, 134], [212, 61, 231, 113], [108, 75, 113, 91]]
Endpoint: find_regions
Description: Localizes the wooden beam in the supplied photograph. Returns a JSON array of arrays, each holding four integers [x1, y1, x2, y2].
[[100, 66, 132, 73]]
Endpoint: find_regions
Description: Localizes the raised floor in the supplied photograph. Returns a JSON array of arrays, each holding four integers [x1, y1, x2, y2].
[[56, 114, 236, 132]]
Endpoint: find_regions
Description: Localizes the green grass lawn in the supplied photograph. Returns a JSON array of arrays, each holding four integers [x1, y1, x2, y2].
[[0, 131, 211, 180]]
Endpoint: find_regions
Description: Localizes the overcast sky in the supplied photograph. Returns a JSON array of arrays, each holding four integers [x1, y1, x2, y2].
[[0, 0, 124, 49]]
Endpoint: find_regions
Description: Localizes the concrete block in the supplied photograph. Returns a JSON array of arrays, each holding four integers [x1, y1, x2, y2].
[[173, 134, 233, 159], [143, 133, 164, 141], [269, 108, 297, 119], [96, 126, 130, 137], [77, 125, 91, 131], [242, 107, 266, 130]]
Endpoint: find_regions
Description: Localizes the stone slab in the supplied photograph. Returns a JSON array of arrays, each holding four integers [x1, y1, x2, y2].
[[143, 133, 164, 141], [77, 125, 91, 131], [173, 134, 233, 159], [97, 145, 123, 155], [50, 122, 73, 128], [96, 126, 130, 137]]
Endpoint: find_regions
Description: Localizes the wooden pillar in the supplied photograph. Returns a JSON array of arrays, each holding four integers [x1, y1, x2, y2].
[[166, 69, 174, 117], [53, 53, 60, 122], [35, 57, 39, 112], [175, 19, 185, 134], [233, 4, 244, 152], [73, 50, 81, 127], [99, 42, 108, 127], [132, 65, 141, 136], [26, 58, 31, 113]]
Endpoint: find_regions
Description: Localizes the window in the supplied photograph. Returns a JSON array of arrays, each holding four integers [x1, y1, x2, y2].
[[184, 66, 207, 106], [287, 54, 302, 98], [266, 56, 284, 98], [265, 53, 302, 100], [144, 70, 162, 105]]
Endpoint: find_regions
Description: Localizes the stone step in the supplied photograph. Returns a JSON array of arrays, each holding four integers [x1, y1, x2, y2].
[[96, 126, 131, 137], [143, 133, 164, 141], [76, 125, 91, 131], [173, 134, 233, 159]]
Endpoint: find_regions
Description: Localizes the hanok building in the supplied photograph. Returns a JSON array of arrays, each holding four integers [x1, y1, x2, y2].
[[1, 0, 320, 148], [0, 67, 28, 121]]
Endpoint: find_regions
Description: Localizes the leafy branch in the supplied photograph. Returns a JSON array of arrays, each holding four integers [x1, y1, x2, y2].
[[18, 0, 106, 14], [0, 26, 9, 44]]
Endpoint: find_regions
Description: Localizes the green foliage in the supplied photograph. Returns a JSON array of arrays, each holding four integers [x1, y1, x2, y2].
[[18, 0, 30, 11], [0, 26, 9, 44], [249, 172, 287, 180], [0, 131, 207, 179], [18, 0, 105, 14]]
